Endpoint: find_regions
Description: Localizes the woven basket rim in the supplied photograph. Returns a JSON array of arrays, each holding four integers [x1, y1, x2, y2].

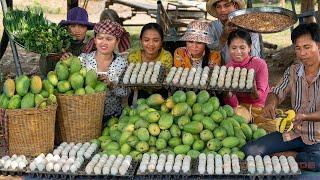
[[0, 104, 58, 112], [55, 91, 107, 97]]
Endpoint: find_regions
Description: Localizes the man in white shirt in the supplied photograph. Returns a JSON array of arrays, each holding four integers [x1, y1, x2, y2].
[[206, 0, 261, 64]]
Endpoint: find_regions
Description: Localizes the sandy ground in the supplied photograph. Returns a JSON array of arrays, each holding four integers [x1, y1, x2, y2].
[[0, 0, 296, 87]]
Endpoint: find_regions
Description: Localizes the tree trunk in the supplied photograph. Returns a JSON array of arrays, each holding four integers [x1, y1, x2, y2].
[[279, 0, 285, 7], [67, 0, 79, 11], [301, 0, 315, 23]]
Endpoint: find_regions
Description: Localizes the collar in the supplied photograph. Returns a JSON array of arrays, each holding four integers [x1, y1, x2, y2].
[[185, 47, 205, 61], [297, 64, 320, 78], [140, 48, 164, 61], [229, 56, 252, 67]]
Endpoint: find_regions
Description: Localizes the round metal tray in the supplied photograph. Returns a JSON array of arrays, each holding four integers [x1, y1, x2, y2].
[[228, 7, 298, 33]]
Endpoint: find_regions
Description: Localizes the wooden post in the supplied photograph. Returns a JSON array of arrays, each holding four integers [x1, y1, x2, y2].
[[279, 0, 285, 7], [67, 0, 79, 11], [301, 0, 315, 23], [317, 0, 320, 23]]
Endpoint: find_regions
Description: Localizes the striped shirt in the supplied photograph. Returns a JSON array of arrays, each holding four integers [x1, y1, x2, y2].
[[271, 64, 320, 145], [208, 20, 261, 64]]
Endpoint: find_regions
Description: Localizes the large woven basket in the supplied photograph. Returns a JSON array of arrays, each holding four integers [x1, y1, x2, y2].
[[55, 92, 106, 143], [254, 116, 277, 133], [1, 105, 57, 156]]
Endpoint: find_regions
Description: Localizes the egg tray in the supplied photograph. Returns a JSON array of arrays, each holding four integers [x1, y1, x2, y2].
[[0, 156, 33, 176], [25, 158, 89, 179], [190, 159, 301, 179], [76, 160, 139, 179], [135, 167, 192, 179], [207, 70, 256, 93], [24, 148, 100, 179], [164, 81, 208, 92], [0, 168, 26, 176], [118, 66, 166, 89], [163, 69, 212, 91], [135, 158, 197, 179]]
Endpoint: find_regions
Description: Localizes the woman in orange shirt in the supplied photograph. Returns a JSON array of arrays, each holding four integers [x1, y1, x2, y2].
[[174, 20, 221, 69]]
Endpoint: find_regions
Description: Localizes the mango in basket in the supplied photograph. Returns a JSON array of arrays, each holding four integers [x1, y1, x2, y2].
[[0, 93, 9, 108], [15, 75, 30, 96], [30, 75, 42, 94], [3, 78, 15, 97], [21, 93, 35, 108], [275, 110, 296, 133]]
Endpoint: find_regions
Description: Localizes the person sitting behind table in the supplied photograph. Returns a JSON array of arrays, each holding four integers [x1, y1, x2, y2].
[[174, 20, 221, 69], [223, 29, 269, 122], [127, 23, 173, 72], [79, 19, 131, 121], [206, 0, 261, 64], [59, 7, 95, 59], [242, 23, 320, 172], [39, 7, 94, 77], [100, 9, 122, 25]]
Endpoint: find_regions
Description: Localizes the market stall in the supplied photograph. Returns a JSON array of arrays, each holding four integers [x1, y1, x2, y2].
[[0, 3, 315, 180]]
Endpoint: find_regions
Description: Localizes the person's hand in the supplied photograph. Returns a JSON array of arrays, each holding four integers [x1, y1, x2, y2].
[[98, 74, 113, 89], [262, 103, 276, 119], [250, 80, 259, 99], [60, 52, 73, 60], [223, 91, 233, 98], [221, 21, 237, 44], [293, 113, 306, 129]]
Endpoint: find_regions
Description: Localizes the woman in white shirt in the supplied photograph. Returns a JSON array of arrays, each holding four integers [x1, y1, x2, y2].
[[79, 19, 131, 119]]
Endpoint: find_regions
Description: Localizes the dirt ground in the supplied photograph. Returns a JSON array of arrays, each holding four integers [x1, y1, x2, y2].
[[0, 0, 298, 88]]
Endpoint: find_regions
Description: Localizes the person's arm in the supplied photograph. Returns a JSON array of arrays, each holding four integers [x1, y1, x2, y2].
[[263, 93, 280, 119], [250, 33, 261, 58], [250, 60, 269, 99], [162, 50, 173, 73], [207, 22, 220, 50], [208, 51, 222, 67], [223, 92, 239, 108], [173, 48, 183, 68], [263, 66, 292, 118], [219, 21, 237, 48], [296, 111, 320, 122]]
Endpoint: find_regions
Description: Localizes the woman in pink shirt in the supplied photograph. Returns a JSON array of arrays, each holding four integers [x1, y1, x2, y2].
[[223, 30, 269, 121]]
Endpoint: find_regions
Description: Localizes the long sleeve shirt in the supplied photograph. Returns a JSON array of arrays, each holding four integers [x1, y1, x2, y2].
[[223, 56, 270, 108], [208, 20, 261, 64]]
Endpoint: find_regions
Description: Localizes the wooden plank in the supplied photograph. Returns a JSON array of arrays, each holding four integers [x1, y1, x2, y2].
[[111, 0, 157, 11]]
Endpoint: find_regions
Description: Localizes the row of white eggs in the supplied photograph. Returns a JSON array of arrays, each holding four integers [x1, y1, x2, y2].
[[29, 153, 85, 173], [210, 66, 255, 90], [197, 153, 240, 175], [246, 155, 299, 174], [85, 154, 132, 176], [53, 142, 98, 160], [123, 62, 162, 84], [166, 66, 210, 87], [0, 155, 28, 170], [139, 153, 191, 174]]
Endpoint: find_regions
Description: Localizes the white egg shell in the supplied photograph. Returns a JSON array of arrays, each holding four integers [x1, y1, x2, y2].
[[46, 162, 54, 172], [29, 162, 37, 171]]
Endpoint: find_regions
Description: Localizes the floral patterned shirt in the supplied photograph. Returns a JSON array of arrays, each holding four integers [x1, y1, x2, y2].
[[79, 51, 129, 116]]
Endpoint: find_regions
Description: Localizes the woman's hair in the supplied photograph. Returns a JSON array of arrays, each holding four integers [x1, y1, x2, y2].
[[227, 29, 252, 47], [202, 46, 210, 68], [100, 9, 122, 25], [140, 23, 164, 41]]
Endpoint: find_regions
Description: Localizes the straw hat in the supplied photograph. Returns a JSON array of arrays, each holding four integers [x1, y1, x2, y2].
[[206, 0, 246, 18], [180, 20, 213, 44]]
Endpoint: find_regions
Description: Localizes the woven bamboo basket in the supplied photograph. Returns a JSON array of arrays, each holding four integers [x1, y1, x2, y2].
[[254, 116, 278, 133], [4, 105, 57, 156], [55, 92, 106, 143]]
